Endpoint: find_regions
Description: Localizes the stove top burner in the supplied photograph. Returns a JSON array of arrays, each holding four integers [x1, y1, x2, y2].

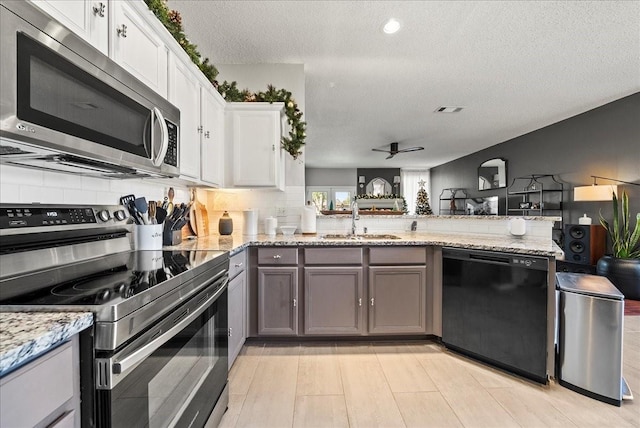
[[0, 249, 224, 307]]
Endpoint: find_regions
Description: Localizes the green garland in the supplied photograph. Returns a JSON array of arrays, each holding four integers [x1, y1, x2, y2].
[[355, 194, 408, 213], [143, 0, 306, 160]]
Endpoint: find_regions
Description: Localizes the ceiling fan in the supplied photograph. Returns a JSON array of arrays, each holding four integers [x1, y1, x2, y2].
[[372, 142, 424, 159]]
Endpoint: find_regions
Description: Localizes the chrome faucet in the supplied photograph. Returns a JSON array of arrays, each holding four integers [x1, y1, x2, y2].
[[351, 200, 359, 235]]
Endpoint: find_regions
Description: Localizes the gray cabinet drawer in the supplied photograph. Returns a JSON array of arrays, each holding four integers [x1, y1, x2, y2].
[[369, 247, 426, 265], [229, 250, 246, 279], [305, 248, 363, 265], [258, 247, 298, 265]]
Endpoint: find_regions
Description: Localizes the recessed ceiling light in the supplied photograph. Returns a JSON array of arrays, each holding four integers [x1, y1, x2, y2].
[[435, 106, 464, 113], [383, 18, 401, 34]]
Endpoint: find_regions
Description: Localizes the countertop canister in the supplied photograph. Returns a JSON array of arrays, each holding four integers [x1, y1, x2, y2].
[[218, 211, 233, 235], [301, 201, 317, 235], [243, 209, 258, 236], [264, 216, 277, 236]]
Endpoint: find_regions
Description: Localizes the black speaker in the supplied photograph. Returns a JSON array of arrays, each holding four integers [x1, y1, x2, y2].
[[556, 260, 596, 275], [563, 224, 606, 265]]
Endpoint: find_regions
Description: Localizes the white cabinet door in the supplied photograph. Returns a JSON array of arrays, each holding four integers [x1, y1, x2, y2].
[[227, 103, 285, 190], [111, 0, 168, 97], [30, 0, 109, 54], [169, 57, 201, 179], [200, 87, 225, 187]]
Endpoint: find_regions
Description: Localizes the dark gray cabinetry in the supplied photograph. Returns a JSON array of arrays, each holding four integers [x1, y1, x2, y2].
[[228, 250, 246, 368], [368, 247, 427, 334], [257, 248, 299, 336], [304, 248, 364, 335]]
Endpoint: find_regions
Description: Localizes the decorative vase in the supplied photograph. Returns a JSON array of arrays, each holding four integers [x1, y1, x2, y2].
[[218, 211, 233, 235], [596, 256, 640, 300]]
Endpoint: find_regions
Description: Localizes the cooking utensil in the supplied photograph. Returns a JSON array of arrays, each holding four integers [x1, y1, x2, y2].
[[134, 197, 149, 225], [119, 194, 136, 207], [126, 201, 144, 225], [148, 201, 157, 224], [155, 206, 168, 225], [167, 187, 175, 215]]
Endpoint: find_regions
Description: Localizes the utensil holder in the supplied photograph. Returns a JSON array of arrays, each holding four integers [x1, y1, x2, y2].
[[134, 224, 163, 250]]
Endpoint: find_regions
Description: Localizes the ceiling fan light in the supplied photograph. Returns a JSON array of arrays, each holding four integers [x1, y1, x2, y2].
[[383, 18, 401, 34]]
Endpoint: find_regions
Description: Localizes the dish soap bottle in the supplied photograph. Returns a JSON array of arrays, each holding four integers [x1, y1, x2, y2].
[[218, 211, 233, 235]]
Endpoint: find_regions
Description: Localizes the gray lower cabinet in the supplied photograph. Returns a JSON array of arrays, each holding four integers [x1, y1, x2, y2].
[[369, 266, 427, 334], [304, 267, 364, 335], [257, 266, 298, 335], [0, 338, 79, 428], [228, 250, 246, 369]]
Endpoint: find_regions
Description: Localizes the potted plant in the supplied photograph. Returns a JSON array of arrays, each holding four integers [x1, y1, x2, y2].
[[597, 190, 640, 300]]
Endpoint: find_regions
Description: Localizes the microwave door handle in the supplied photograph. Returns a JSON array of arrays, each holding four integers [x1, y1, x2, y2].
[[112, 276, 228, 376], [151, 107, 169, 167]]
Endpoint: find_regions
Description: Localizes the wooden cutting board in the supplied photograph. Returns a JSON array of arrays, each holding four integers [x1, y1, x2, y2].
[[192, 189, 209, 237]]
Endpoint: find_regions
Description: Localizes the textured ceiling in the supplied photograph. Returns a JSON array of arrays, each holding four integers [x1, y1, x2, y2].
[[173, 1, 640, 169]]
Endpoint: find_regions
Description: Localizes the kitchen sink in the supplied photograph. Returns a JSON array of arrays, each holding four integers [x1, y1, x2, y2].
[[320, 234, 401, 240]]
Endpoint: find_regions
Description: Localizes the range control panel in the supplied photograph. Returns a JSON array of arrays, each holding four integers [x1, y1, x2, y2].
[[0, 205, 128, 230]]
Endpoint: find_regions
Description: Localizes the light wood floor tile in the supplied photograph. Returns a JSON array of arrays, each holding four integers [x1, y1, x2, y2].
[[234, 345, 299, 428], [339, 354, 406, 427], [292, 395, 349, 428], [450, 353, 528, 389], [416, 352, 483, 392], [228, 355, 261, 396], [394, 391, 463, 428], [488, 386, 576, 427], [215, 393, 246, 428], [440, 387, 520, 428], [297, 343, 343, 395], [374, 343, 438, 393]]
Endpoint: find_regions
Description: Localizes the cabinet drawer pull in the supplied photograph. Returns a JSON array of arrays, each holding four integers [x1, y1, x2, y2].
[[273, 254, 281, 259], [293, 298, 297, 307], [93, 2, 106, 17], [117, 24, 127, 38], [370, 298, 375, 306], [234, 262, 243, 268], [358, 298, 362, 307]]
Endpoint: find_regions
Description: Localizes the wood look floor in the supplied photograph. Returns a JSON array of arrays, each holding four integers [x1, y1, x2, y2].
[[213, 316, 640, 428]]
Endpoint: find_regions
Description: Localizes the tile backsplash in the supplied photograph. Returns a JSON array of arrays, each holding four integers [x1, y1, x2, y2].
[[0, 165, 191, 205]]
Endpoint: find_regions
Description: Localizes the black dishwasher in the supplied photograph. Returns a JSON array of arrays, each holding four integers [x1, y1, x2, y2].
[[442, 248, 549, 383]]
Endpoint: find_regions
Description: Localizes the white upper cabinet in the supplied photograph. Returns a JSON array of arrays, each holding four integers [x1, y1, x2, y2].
[[110, 1, 168, 98], [200, 87, 225, 187], [30, 0, 109, 54], [226, 103, 286, 191], [169, 56, 201, 180]]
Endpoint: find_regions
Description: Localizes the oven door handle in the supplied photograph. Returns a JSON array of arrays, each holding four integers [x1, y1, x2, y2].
[[112, 275, 227, 376]]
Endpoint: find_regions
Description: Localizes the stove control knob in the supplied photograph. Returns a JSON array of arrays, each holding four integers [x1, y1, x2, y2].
[[97, 210, 111, 222], [114, 210, 127, 221]]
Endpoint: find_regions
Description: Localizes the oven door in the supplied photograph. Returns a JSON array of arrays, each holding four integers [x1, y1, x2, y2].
[[94, 278, 228, 428]]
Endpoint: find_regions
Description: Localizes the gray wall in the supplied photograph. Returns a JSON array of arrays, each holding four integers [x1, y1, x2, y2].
[[431, 92, 640, 239], [356, 168, 402, 196], [305, 168, 356, 186]]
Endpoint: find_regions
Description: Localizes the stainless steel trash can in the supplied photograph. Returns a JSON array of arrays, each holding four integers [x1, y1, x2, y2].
[[556, 272, 632, 406]]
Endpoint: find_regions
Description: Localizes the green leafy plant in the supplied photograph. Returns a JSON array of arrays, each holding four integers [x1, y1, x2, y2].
[[599, 190, 640, 259]]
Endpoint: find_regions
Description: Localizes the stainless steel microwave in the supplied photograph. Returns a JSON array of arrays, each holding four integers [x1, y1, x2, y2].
[[0, 2, 180, 178]]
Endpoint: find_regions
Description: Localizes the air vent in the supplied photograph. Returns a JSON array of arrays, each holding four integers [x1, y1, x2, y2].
[[435, 106, 464, 113]]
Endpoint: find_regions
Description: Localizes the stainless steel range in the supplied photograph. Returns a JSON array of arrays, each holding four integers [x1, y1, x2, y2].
[[0, 204, 229, 428]]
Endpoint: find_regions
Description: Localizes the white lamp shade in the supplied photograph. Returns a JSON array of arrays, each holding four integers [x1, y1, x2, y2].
[[574, 184, 618, 201]]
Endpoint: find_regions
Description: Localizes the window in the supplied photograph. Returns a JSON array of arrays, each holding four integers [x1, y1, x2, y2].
[[306, 186, 356, 213]]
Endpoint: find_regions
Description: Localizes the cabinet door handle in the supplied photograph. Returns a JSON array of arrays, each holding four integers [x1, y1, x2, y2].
[[293, 298, 297, 307], [228, 327, 232, 337], [273, 254, 281, 259], [204, 131, 210, 138], [197, 125, 203, 133], [358, 298, 362, 307], [117, 24, 127, 38], [370, 298, 375, 306], [93, 2, 106, 17]]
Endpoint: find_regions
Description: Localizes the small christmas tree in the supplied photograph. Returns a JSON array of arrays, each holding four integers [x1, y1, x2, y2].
[[415, 180, 433, 215]]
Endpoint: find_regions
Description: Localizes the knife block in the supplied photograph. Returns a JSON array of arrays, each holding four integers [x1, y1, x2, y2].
[[163, 226, 183, 246]]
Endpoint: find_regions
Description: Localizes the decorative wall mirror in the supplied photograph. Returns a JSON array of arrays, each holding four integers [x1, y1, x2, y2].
[[366, 177, 392, 195], [478, 158, 507, 190]]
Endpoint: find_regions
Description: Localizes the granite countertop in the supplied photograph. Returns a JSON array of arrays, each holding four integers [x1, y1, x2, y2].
[[169, 231, 564, 257], [0, 312, 93, 377]]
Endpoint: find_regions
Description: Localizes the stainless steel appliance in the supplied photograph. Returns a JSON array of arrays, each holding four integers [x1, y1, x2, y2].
[[442, 248, 549, 383], [0, 2, 180, 178], [556, 272, 633, 406], [0, 204, 228, 427]]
